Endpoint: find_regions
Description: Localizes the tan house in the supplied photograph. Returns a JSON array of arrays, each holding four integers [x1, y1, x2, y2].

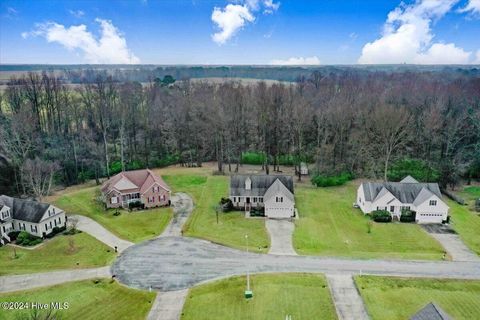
[[101, 169, 171, 209]]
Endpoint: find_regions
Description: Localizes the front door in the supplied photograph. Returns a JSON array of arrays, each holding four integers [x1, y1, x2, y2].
[[246, 197, 250, 204]]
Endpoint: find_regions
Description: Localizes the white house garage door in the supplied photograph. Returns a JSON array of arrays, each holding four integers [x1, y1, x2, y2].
[[417, 212, 444, 224], [265, 207, 294, 219]]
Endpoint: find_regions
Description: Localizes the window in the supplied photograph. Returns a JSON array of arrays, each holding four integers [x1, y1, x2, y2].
[[111, 197, 118, 204], [429, 200, 437, 206], [54, 219, 57, 226], [45, 223, 48, 230], [50, 221, 52, 228], [390, 206, 395, 212]]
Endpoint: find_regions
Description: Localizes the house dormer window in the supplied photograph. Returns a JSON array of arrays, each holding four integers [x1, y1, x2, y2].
[[245, 177, 251, 190], [429, 200, 437, 206]]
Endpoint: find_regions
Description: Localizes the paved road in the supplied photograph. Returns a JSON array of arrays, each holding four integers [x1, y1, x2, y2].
[[147, 289, 189, 320], [112, 236, 480, 292], [0, 267, 111, 293], [265, 219, 297, 255], [159, 193, 194, 238], [326, 274, 369, 320], [70, 215, 133, 253]]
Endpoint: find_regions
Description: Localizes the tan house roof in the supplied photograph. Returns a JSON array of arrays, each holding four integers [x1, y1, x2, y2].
[[102, 169, 170, 195]]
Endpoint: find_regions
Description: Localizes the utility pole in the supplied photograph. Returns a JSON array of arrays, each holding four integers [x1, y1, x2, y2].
[[244, 234, 253, 298]]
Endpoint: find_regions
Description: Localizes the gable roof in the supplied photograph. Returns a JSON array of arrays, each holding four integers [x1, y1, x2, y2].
[[102, 169, 170, 194], [401, 175, 419, 183], [263, 178, 294, 202], [0, 195, 52, 223], [230, 175, 294, 197], [362, 179, 442, 204], [410, 302, 451, 320]]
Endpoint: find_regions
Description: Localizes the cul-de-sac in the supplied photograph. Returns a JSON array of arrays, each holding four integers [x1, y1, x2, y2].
[[1, 1, 480, 319]]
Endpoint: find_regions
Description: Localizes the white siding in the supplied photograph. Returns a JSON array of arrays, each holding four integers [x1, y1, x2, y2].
[[264, 191, 294, 218], [415, 194, 448, 224]]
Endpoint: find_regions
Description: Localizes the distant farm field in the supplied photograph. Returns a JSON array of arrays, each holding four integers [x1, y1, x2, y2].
[[293, 181, 445, 260], [356, 276, 480, 320], [181, 273, 337, 320], [0, 279, 155, 320]]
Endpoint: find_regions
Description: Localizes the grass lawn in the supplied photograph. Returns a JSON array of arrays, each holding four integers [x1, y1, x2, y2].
[[448, 199, 480, 255], [0, 279, 155, 320], [160, 166, 269, 253], [52, 186, 173, 243], [457, 186, 480, 201], [355, 276, 480, 320], [0, 232, 115, 275], [181, 273, 337, 320], [293, 182, 445, 260]]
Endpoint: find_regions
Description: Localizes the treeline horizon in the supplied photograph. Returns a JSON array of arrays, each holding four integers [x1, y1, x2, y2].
[[0, 67, 479, 198]]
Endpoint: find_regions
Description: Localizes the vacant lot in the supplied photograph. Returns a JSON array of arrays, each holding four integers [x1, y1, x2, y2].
[[0, 232, 115, 275], [293, 182, 445, 260], [182, 273, 336, 320], [0, 279, 155, 320], [356, 276, 480, 320], [52, 186, 172, 243], [160, 165, 269, 253]]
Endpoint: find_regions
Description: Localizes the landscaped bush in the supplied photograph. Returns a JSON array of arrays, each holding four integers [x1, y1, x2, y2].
[[128, 201, 144, 210], [400, 209, 416, 223], [16, 231, 43, 246], [220, 197, 233, 212], [45, 226, 67, 238], [7, 231, 20, 241], [250, 207, 265, 217], [388, 158, 440, 182], [370, 210, 392, 223], [311, 172, 354, 187]]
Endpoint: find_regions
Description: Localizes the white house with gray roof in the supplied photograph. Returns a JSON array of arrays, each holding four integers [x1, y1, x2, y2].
[[357, 176, 449, 223], [0, 195, 66, 245], [230, 175, 295, 219]]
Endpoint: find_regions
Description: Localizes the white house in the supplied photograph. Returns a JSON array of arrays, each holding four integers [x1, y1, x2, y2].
[[356, 176, 449, 224], [230, 175, 295, 219], [0, 195, 66, 245]]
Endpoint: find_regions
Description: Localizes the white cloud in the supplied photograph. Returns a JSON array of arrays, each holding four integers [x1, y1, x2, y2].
[[69, 10, 85, 18], [358, 0, 476, 64], [211, 0, 279, 44], [211, 4, 255, 45], [23, 19, 140, 64], [458, 0, 480, 16], [270, 56, 321, 65], [475, 50, 480, 64]]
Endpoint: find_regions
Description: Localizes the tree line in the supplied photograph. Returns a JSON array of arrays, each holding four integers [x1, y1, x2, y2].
[[0, 69, 479, 198]]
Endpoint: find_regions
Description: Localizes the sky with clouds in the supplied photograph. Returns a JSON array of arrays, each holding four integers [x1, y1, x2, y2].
[[1, 0, 479, 65]]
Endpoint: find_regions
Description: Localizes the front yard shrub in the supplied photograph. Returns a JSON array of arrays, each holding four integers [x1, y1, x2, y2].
[[46, 226, 67, 238], [400, 209, 416, 222], [16, 231, 43, 246], [311, 172, 353, 187], [371, 210, 392, 223], [128, 201, 144, 210], [7, 231, 20, 241], [220, 197, 233, 212], [250, 207, 265, 217]]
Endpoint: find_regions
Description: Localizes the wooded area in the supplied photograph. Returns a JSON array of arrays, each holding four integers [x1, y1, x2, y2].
[[0, 68, 479, 198]]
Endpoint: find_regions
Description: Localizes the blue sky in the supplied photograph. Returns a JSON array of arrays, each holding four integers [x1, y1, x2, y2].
[[1, 0, 479, 64]]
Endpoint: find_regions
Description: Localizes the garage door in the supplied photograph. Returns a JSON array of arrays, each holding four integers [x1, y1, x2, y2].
[[417, 212, 444, 224], [265, 207, 293, 219]]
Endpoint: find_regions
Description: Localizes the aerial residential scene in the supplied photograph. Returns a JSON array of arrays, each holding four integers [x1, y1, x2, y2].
[[0, 0, 479, 319]]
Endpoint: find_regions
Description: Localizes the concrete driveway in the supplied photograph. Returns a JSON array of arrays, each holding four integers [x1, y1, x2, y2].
[[112, 236, 480, 292], [265, 219, 297, 255], [159, 193, 193, 238]]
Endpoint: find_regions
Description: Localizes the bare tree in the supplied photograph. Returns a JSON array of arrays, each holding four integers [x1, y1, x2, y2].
[[22, 157, 60, 200]]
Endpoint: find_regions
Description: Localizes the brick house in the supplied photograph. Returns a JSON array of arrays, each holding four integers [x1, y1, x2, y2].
[[101, 169, 171, 209]]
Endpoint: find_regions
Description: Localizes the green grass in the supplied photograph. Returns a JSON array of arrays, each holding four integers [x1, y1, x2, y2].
[[448, 199, 480, 255], [0, 232, 115, 275], [53, 186, 173, 243], [161, 167, 269, 253], [458, 186, 480, 201], [0, 279, 155, 320], [293, 182, 445, 260], [181, 273, 337, 320], [355, 276, 480, 320]]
